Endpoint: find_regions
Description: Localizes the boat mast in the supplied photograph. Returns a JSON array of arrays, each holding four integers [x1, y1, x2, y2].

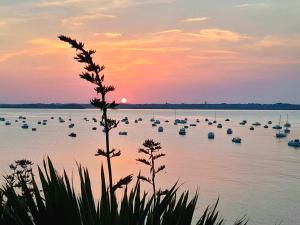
[[279, 114, 281, 126]]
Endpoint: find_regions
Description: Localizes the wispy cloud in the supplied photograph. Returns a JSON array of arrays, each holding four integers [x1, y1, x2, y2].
[[62, 13, 116, 26], [182, 17, 210, 23], [36, 0, 93, 8], [196, 29, 248, 42], [234, 3, 271, 8], [0, 50, 28, 62], [254, 35, 300, 48], [104, 32, 123, 38]]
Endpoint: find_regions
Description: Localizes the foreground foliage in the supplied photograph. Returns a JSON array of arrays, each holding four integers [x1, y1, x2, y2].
[[0, 158, 247, 225]]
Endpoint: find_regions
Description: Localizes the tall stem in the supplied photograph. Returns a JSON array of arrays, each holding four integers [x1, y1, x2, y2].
[[102, 96, 113, 200], [151, 150, 156, 207]]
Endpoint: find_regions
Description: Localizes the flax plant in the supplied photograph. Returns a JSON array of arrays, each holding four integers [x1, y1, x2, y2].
[[136, 139, 166, 207], [58, 35, 132, 202]]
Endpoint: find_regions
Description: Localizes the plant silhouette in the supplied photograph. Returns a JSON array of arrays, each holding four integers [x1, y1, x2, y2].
[[58, 35, 132, 204]]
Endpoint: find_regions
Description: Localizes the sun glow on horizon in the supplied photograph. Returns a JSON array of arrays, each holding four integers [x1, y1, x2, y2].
[[121, 98, 127, 104]]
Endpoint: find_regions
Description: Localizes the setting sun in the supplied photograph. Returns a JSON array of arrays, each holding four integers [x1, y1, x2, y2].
[[121, 98, 127, 103]]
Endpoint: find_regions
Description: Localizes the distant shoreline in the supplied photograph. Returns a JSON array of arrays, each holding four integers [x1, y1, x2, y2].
[[0, 103, 300, 110]]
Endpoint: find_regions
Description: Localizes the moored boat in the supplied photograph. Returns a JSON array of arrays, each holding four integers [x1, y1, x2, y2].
[[119, 131, 128, 135], [158, 126, 164, 132], [232, 137, 241, 143], [227, 128, 233, 134], [208, 132, 215, 139], [68, 132, 77, 138], [21, 124, 29, 129], [179, 128, 186, 135], [288, 139, 300, 148], [276, 131, 287, 138]]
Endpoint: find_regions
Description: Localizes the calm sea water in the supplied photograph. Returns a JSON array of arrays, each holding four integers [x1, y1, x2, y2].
[[0, 109, 299, 225]]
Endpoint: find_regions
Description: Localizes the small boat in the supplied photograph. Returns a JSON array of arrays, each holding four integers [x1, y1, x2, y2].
[[179, 128, 186, 135], [68, 123, 75, 128], [152, 123, 157, 127], [252, 122, 261, 126], [273, 115, 283, 130], [190, 124, 197, 127], [276, 131, 287, 138], [196, 119, 200, 123], [208, 122, 213, 125], [205, 118, 209, 122], [92, 127, 97, 130], [42, 122, 47, 126], [125, 121, 129, 125], [284, 128, 290, 134], [225, 118, 230, 122], [268, 121, 272, 124], [15, 120, 18, 122], [154, 120, 160, 125], [119, 131, 128, 135], [213, 112, 217, 123], [272, 125, 282, 130], [284, 115, 291, 128], [165, 120, 169, 123], [240, 120, 247, 125], [68, 132, 77, 138], [5, 121, 11, 125], [134, 120, 138, 123], [43, 120, 47, 123], [32, 128, 37, 131], [21, 124, 29, 129], [232, 137, 241, 143], [83, 117, 89, 122], [59, 117, 65, 123], [288, 139, 300, 148], [217, 124, 222, 128], [51, 117, 54, 119], [227, 128, 233, 135], [92, 118, 97, 122], [250, 126, 254, 130], [208, 132, 215, 139], [138, 118, 142, 121], [158, 126, 164, 132], [0, 117, 5, 121], [264, 125, 269, 128], [184, 125, 189, 129], [122, 117, 129, 122], [150, 118, 155, 122], [37, 121, 42, 125]]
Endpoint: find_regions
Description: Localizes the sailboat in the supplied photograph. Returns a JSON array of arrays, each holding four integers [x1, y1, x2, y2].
[[213, 112, 217, 123], [284, 114, 291, 128], [174, 110, 178, 125], [150, 112, 155, 122], [272, 115, 282, 130], [275, 115, 287, 138]]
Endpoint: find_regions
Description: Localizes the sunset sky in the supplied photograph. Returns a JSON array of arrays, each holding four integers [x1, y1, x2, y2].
[[0, 0, 299, 103]]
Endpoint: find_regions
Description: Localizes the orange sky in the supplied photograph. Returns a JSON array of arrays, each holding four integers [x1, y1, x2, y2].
[[0, 0, 299, 103]]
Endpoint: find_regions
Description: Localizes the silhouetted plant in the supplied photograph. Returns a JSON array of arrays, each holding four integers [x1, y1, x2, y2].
[[58, 35, 132, 203], [4, 159, 34, 195], [136, 139, 166, 207], [0, 158, 247, 225]]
